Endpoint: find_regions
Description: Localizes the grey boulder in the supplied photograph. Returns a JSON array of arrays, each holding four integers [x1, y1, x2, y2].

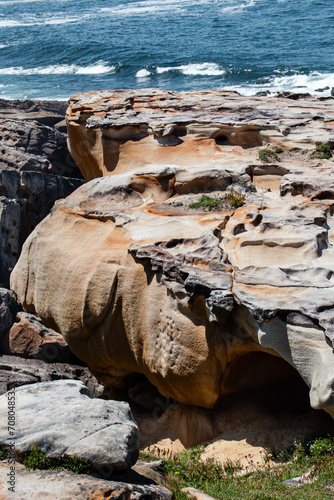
[[0, 379, 139, 472], [0, 462, 172, 500]]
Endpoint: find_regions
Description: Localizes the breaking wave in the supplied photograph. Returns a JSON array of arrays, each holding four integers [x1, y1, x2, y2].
[[157, 63, 225, 76], [228, 71, 334, 96], [269, 71, 334, 93], [101, 0, 202, 17], [136, 69, 151, 78]]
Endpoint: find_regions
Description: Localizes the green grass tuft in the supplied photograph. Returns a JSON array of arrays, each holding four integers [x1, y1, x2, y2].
[[188, 195, 222, 210], [23, 445, 92, 474]]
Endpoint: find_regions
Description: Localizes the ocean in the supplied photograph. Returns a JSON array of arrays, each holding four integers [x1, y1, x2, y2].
[[0, 0, 333, 100]]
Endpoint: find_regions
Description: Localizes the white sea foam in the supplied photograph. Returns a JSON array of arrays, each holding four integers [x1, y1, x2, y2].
[[220, 0, 256, 15], [157, 63, 225, 76], [0, 45, 7, 49], [0, 0, 67, 4], [0, 62, 115, 75], [0, 20, 24, 28], [270, 72, 334, 93], [100, 0, 221, 17], [101, 0, 263, 18], [226, 71, 334, 96], [44, 16, 81, 25], [76, 63, 116, 75], [0, 14, 85, 28], [136, 69, 151, 78]]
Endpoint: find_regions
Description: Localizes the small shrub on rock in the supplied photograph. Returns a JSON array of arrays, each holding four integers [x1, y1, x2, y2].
[[259, 148, 281, 162], [226, 192, 246, 208], [0, 446, 8, 460], [311, 144, 332, 160]]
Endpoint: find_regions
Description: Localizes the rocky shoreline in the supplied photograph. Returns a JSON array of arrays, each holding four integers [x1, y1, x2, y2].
[[1, 92, 334, 499]]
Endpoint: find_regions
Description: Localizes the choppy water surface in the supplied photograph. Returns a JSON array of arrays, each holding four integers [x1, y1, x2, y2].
[[0, 0, 333, 99]]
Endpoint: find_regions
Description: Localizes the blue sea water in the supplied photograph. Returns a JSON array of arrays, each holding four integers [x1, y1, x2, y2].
[[0, 0, 333, 100]]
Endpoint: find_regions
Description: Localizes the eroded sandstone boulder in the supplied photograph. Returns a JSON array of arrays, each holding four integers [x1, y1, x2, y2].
[[5, 312, 70, 362], [11, 89, 334, 417]]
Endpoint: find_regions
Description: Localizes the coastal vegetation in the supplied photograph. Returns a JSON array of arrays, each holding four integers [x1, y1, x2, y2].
[[2, 434, 334, 498], [310, 144, 332, 160], [227, 191, 246, 208], [141, 434, 334, 499], [23, 446, 92, 474], [0, 444, 92, 474], [259, 148, 283, 163], [188, 192, 246, 211]]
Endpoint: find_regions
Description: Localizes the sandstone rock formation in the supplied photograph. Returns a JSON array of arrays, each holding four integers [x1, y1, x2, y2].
[[4, 312, 70, 362], [0, 380, 139, 471], [11, 89, 334, 418]]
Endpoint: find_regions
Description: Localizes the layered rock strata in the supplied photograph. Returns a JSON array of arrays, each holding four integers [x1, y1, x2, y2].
[[0, 355, 103, 397], [0, 99, 83, 286], [11, 89, 334, 417]]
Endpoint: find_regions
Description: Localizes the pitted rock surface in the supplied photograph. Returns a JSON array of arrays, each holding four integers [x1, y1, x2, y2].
[[11, 89, 334, 417]]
